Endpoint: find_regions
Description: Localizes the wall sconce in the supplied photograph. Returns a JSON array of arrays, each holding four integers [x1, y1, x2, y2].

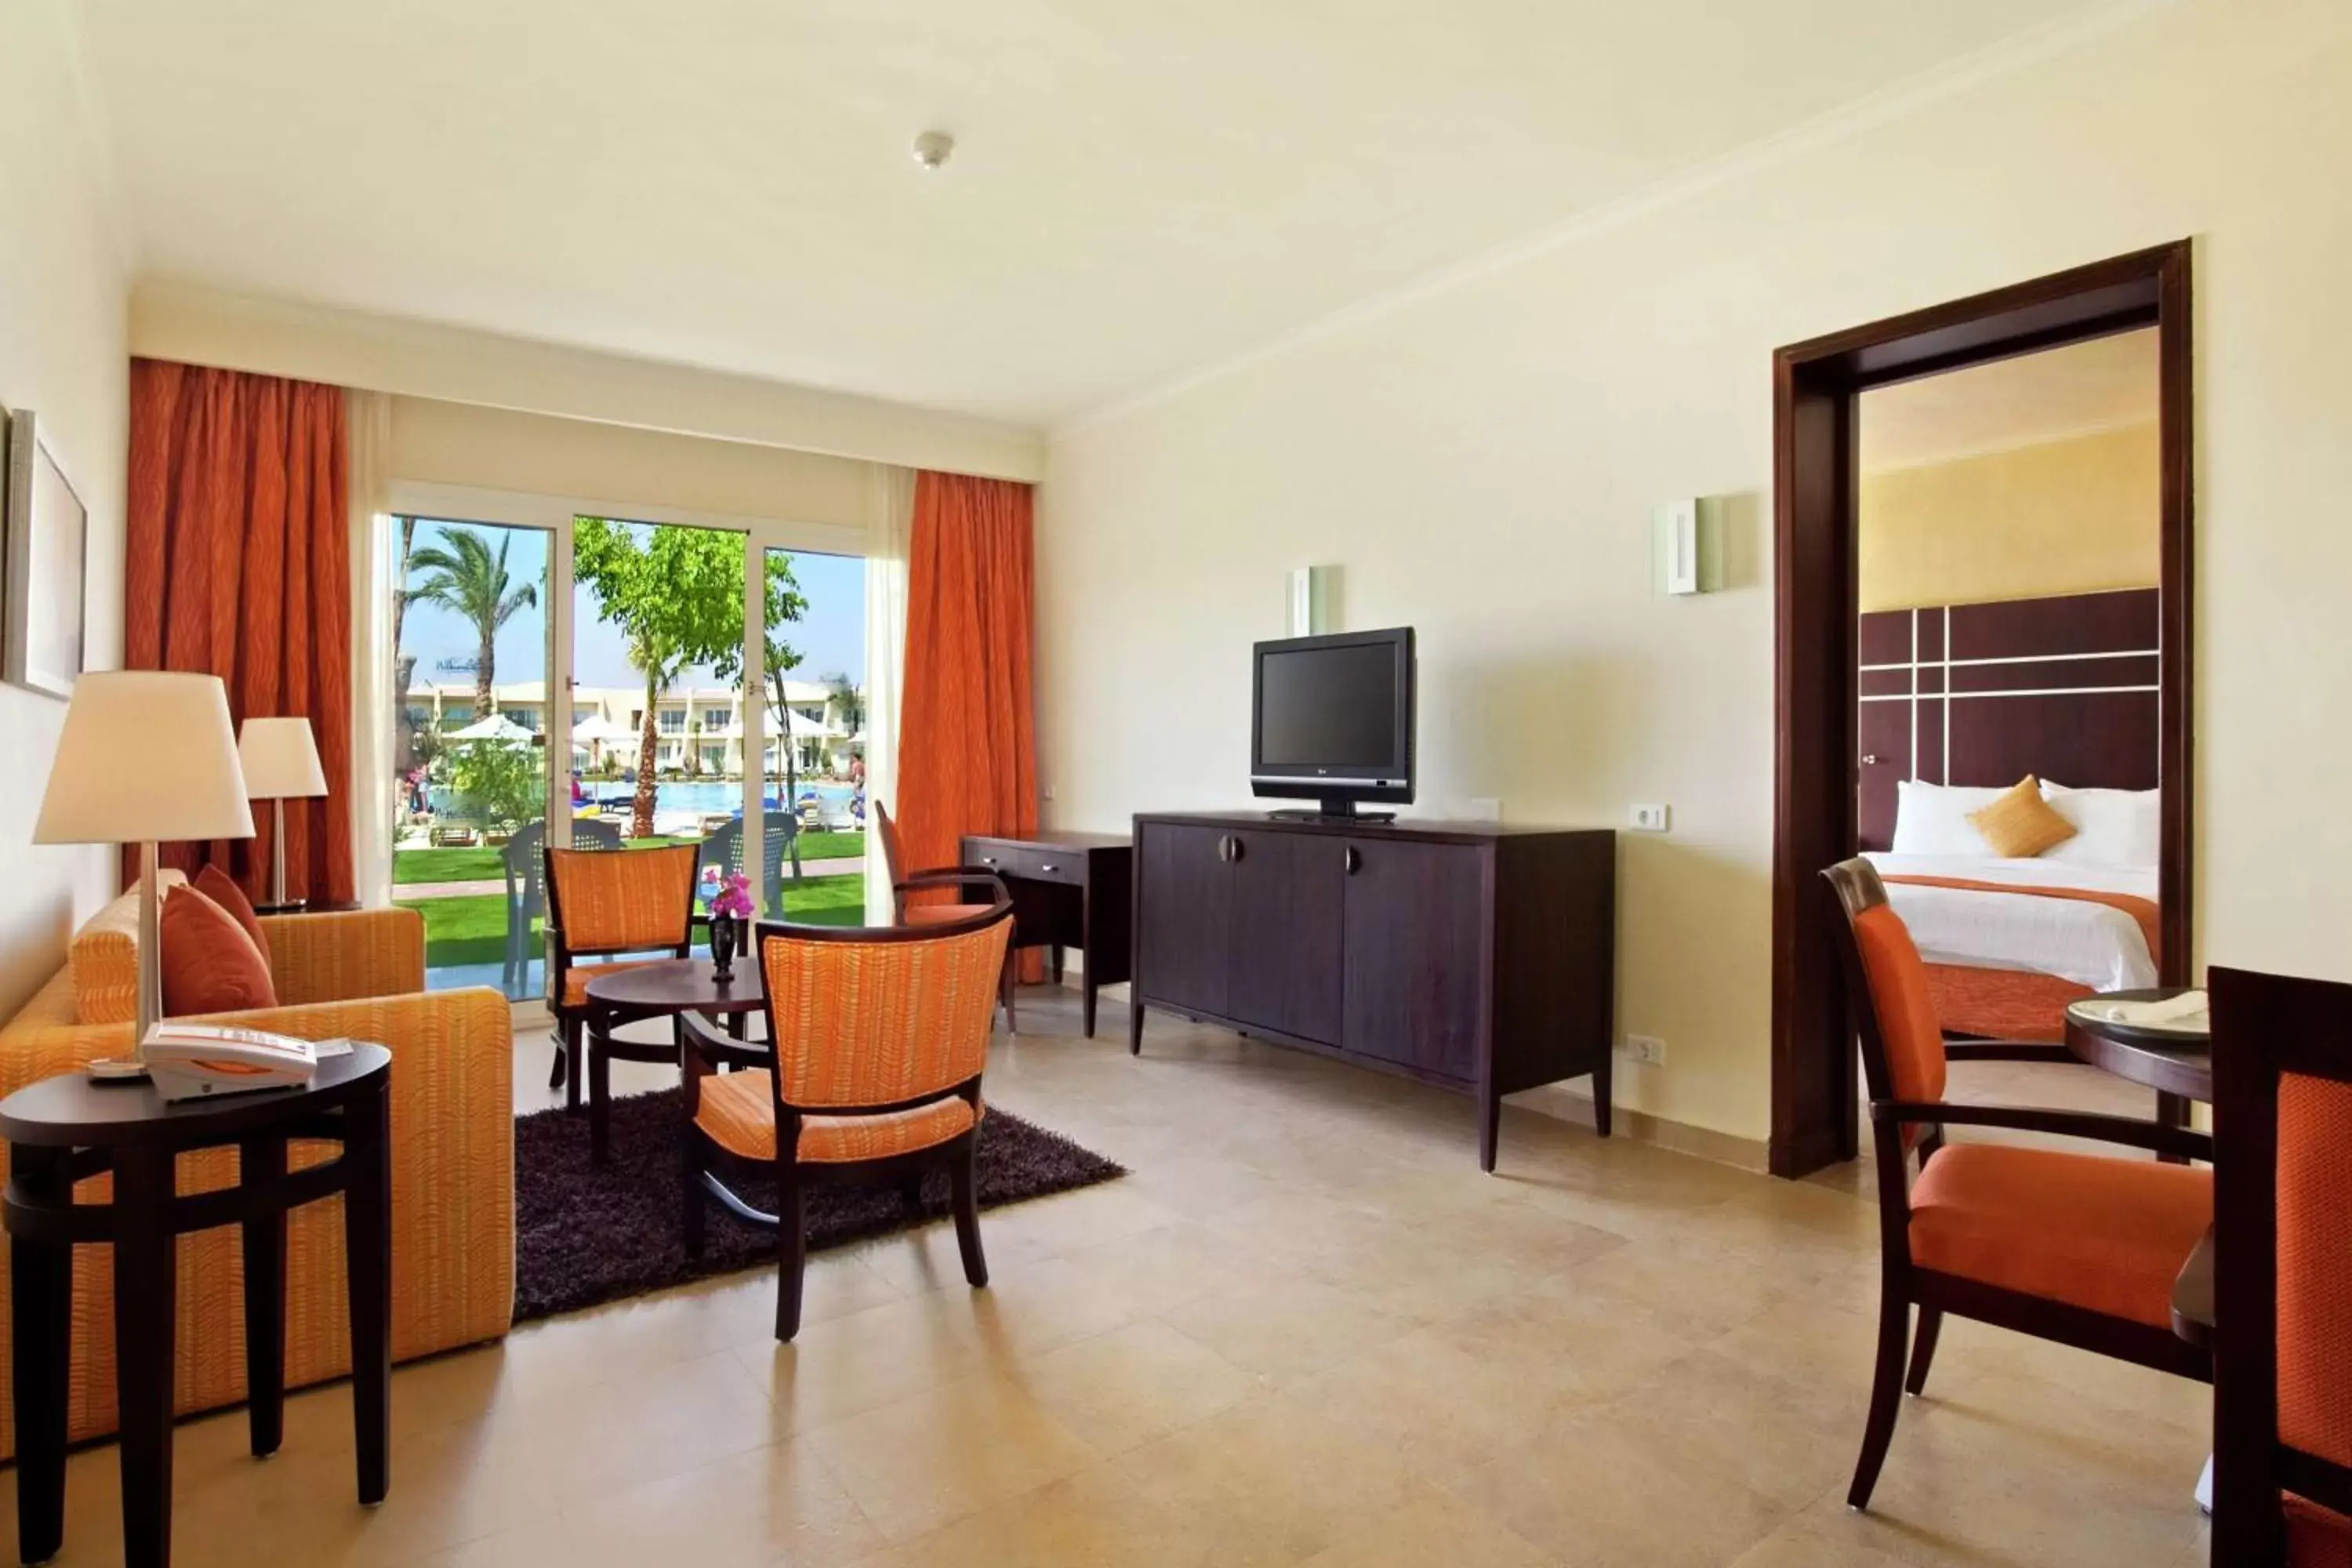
[[1287, 564, 1340, 635], [1655, 498, 1723, 595]]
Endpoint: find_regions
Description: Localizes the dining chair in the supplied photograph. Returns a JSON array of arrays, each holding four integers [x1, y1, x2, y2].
[[542, 841, 700, 1108], [2209, 964, 2352, 1566], [874, 801, 1019, 1030], [677, 886, 1015, 1341], [1822, 857, 2214, 1511], [504, 817, 623, 999]]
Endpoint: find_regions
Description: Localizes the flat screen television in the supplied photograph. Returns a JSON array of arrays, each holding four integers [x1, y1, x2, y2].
[[1250, 627, 1415, 820]]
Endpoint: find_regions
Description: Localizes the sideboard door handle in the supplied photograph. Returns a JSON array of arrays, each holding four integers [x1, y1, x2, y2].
[[1344, 846, 1362, 875], [1229, 836, 1245, 864]]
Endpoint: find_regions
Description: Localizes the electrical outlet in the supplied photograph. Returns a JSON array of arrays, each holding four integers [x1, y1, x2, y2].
[[1041, 783, 1055, 802], [1622, 1033, 1666, 1066], [1467, 797, 1501, 823], [1628, 803, 1670, 832]]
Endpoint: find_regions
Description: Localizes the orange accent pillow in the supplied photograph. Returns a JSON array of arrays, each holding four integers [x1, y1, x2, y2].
[[1967, 776, 2077, 858], [162, 886, 279, 1018], [194, 864, 270, 965]]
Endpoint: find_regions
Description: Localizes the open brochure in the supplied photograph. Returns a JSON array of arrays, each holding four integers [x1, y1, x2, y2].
[[139, 1022, 346, 1102]]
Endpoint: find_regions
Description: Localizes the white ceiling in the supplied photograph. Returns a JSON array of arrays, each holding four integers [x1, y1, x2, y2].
[[77, 0, 2104, 428], [1860, 328, 2159, 471]]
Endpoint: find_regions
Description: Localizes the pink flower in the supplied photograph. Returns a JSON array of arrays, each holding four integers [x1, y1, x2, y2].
[[711, 871, 756, 920]]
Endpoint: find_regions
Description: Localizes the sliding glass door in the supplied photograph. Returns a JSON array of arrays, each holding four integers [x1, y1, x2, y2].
[[389, 516, 557, 998], [385, 499, 869, 999]]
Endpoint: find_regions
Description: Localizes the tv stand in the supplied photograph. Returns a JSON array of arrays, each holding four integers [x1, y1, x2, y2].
[[1265, 802, 1396, 823], [1130, 813, 1617, 1170]]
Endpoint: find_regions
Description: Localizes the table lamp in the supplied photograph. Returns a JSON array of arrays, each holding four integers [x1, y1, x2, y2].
[[34, 672, 255, 1045], [238, 716, 328, 912]]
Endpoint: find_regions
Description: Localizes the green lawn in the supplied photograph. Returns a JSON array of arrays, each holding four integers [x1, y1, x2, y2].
[[392, 831, 866, 885], [401, 872, 868, 969]]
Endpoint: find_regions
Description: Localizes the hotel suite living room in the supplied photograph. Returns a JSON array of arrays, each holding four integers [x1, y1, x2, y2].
[[2, 1, 2349, 1565]]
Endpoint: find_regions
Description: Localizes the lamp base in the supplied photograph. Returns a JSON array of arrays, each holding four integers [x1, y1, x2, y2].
[[254, 899, 311, 916]]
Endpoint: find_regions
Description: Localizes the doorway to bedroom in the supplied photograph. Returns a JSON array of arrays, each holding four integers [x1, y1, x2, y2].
[[1768, 241, 2193, 1178], [1855, 328, 2164, 1054]]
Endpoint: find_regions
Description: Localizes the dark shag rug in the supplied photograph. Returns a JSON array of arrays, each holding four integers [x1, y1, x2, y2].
[[512, 1088, 1126, 1323]]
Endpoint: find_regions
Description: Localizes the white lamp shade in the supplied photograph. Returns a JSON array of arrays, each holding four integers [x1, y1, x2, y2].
[[34, 671, 256, 844], [239, 715, 329, 799]]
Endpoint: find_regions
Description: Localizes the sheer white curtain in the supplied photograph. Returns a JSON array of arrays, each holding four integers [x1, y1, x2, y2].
[[345, 390, 395, 906], [862, 463, 916, 923]]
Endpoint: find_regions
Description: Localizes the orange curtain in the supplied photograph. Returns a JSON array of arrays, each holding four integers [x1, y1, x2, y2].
[[897, 471, 1037, 965], [125, 359, 354, 904]]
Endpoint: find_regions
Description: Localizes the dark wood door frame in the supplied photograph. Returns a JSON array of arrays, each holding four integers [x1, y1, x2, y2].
[[1769, 239, 2194, 1179]]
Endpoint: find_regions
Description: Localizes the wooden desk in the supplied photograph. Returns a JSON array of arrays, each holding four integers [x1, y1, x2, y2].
[[961, 832, 1132, 1038]]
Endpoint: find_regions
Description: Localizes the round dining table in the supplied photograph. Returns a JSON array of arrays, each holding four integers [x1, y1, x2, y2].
[[2062, 985, 2211, 1163]]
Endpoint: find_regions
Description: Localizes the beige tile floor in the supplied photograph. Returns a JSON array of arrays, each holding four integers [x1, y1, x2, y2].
[[1, 991, 2212, 1566]]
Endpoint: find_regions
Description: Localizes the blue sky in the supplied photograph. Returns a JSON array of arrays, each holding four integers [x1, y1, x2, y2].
[[397, 521, 866, 696]]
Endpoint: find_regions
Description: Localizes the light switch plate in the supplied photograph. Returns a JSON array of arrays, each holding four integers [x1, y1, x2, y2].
[[1629, 803, 1670, 832]]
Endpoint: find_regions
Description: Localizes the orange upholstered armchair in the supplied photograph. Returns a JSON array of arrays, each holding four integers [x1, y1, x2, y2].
[[875, 801, 1019, 1030], [2210, 965, 2352, 1566], [678, 887, 1014, 1341], [1822, 857, 2213, 1512], [543, 842, 700, 1113]]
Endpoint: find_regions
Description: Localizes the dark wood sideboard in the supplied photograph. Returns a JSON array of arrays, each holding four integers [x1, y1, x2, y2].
[[1128, 813, 1616, 1171]]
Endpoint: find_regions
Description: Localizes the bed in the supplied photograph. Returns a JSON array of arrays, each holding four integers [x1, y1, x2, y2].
[[1856, 587, 2166, 1041], [1862, 779, 2161, 1040]]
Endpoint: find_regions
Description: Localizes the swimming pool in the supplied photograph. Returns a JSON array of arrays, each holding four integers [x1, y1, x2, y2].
[[429, 779, 862, 832]]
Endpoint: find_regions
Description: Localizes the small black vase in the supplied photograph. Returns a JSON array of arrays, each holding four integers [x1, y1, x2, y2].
[[709, 914, 739, 982]]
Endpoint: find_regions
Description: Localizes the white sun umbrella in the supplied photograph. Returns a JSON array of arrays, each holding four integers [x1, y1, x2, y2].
[[779, 709, 837, 740], [447, 713, 535, 743], [572, 714, 633, 744]]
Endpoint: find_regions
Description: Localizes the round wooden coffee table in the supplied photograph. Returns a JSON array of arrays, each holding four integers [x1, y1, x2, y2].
[[2063, 985, 2212, 1163], [582, 959, 766, 1166]]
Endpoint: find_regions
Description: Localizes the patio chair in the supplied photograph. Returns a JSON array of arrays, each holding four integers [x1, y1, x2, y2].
[[700, 812, 800, 918], [501, 817, 622, 1004]]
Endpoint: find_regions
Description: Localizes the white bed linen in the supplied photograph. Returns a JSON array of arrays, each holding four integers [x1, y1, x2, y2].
[[1861, 851, 2159, 992]]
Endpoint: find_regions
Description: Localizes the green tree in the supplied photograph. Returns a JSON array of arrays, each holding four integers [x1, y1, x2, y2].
[[572, 519, 748, 837], [763, 557, 810, 878], [405, 528, 539, 718], [823, 672, 865, 738], [446, 738, 539, 829]]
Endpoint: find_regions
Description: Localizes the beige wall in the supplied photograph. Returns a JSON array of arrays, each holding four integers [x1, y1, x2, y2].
[[0, 1, 130, 1016], [1858, 423, 2160, 612], [1038, 0, 2352, 1145], [388, 397, 880, 534]]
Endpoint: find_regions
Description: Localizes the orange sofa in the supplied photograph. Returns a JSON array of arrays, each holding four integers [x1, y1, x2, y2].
[[0, 877, 514, 1459]]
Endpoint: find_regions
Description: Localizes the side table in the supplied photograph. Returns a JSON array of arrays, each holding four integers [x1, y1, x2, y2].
[[1, 1044, 393, 1567]]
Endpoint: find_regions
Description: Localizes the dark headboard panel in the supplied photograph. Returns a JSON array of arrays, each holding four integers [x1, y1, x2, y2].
[[1857, 587, 2160, 851]]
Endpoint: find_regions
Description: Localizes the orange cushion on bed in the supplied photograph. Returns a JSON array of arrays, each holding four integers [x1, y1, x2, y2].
[[1908, 1142, 2211, 1327], [162, 884, 279, 1017], [1966, 776, 2077, 858], [194, 864, 270, 963]]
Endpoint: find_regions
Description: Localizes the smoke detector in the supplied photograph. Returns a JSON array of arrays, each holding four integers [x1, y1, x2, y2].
[[911, 131, 955, 170]]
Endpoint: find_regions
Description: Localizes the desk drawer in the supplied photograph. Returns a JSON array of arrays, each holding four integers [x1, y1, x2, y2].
[[967, 840, 1086, 887]]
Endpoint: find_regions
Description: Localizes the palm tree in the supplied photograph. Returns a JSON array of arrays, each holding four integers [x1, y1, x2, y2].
[[405, 528, 539, 718]]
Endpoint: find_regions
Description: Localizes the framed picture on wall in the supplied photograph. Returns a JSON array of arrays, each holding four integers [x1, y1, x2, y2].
[[3, 408, 89, 699]]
